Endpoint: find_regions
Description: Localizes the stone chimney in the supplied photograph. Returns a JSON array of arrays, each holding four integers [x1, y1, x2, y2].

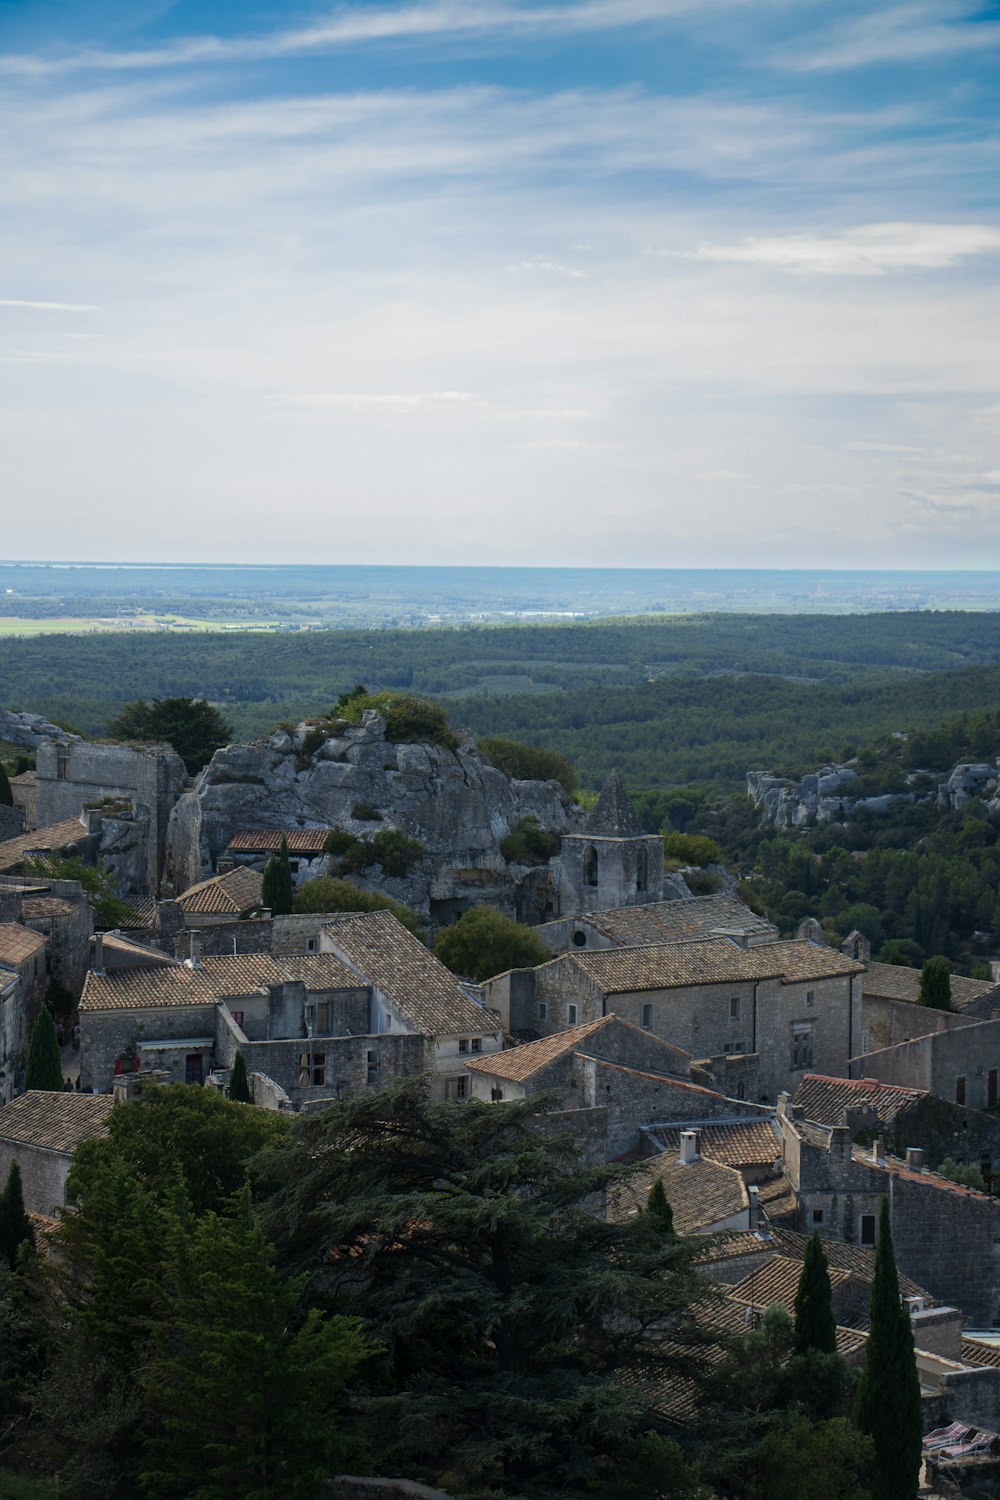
[[189, 930, 203, 969], [92, 932, 105, 974], [747, 1183, 761, 1230], [871, 1137, 883, 1164], [905, 1147, 924, 1171], [678, 1130, 700, 1165]]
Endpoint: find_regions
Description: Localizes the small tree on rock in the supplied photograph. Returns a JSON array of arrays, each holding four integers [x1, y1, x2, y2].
[[262, 835, 294, 916], [794, 1230, 837, 1355], [854, 1196, 922, 1500], [227, 1051, 251, 1104], [918, 956, 951, 1010], [25, 1007, 64, 1092]]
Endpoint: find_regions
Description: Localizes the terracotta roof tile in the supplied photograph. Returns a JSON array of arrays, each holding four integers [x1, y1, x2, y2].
[[19, 897, 78, 920], [323, 910, 499, 1038], [768, 1228, 934, 1302], [653, 1120, 781, 1170], [81, 951, 362, 1012], [609, 1154, 748, 1234], [226, 828, 332, 854], [863, 961, 1000, 1013], [0, 923, 46, 966], [794, 1073, 926, 1126], [177, 867, 264, 915], [564, 938, 863, 994], [464, 1014, 690, 1083], [728, 1255, 853, 1312], [0, 1091, 114, 1153], [587, 896, 778, 948], [961, 1338, 1000, 1369], [0, 818, 91, 874]]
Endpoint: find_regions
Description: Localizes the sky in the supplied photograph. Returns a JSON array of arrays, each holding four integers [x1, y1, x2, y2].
[[1, 0, 998, 568]]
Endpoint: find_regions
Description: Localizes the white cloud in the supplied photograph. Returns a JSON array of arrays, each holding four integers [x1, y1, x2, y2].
[[277, 390, 481, 409], [0, 298, 99, 310], [506, 259, 587, 277], [695, 222, 1000, 275], [779, 2, 1000, 73]]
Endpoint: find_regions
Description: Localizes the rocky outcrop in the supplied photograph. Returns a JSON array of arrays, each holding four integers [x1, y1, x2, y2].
[[165, 711, 579, 919], [0, 707, 78, 749], [746, 765, 857, 829], [940, 762, 998, 811]]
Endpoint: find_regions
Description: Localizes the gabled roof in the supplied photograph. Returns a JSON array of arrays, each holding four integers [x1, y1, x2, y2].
[[794, 1073, 926, 1127], [561, 938, 863, 994], [464, 1013, 689, 1084], [0, 817, 91, 874], [583, 770, 645, 839], [226, 828, 332, 855], [92, 932, 178, 968], [768, 1227, 934, 1303], [0, 923, 46, 967], [19, 896, 78, 921], [652, 1120, 781, 1170], [177, 866, 264, 916], [0, 1090, 115, 1153], [323, 910, 499, 1038], [863, 960, 1000, 1013], [585, 895, 778, 948], [728, 1255, 854, 1313], [609, 1153, 748, 1234], [81, 951, 362, 1011]]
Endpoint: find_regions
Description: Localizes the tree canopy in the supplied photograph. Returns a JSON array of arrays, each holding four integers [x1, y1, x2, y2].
[[434, 904, 550, 981], [794, 1231, 837, 1356], [106, 697, 231, 774], [24, 1010, 63, 1093], [290, 876, 425, 936]]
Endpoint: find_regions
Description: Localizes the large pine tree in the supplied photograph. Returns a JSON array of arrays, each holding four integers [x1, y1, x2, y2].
[[854, 1196, 923, 1500], [24, 1008, 64, 1092], [262, 835, 294, 916], [793, 1229, 837, 1355]]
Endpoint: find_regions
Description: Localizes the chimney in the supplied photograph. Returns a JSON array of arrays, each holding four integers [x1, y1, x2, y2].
[[92, 932, 105, 974], [747, 1183, 761, 1230], [871, 1137, 883, 1164], [906, 1147, 924, 1171], [678, 1130, 700, 1165], [189, 931, 203, 968]]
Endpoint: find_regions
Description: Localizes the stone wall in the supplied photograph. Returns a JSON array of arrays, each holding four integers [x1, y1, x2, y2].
[[576, 1056, 773, 1158], [558, 833, 664, 917], [0, 1141, 70, 1217], [0, 805, 23, 842], [860, 991, 979, 1054], [851, 1018, 1000, 1112], [81, 1002, 216, 1091]]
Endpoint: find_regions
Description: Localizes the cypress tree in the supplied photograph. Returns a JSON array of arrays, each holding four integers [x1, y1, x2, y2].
[[918, 956, 951, 1011], [227, 1051, 251, 1103], [24, 1008, 64, 1092], [646, 1178, 674, 1236], [262, 835, 294, 916], [793, 1229, 837, 1355], [0, 762, 12, 808], [854, 1196, 922, 1500], [0, 1163, 34, 1270]]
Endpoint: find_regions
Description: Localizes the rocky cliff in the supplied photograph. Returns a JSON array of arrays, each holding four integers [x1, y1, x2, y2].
[[749, 756, 1000, 828], [0, 707, 77, 749], [165, 711, 580, 920]]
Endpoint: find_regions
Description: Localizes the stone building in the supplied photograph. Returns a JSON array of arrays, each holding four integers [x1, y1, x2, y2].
[[0, 1091, 115, 1216], [557, 771, 664, 917], [850, 1016, 1000, 1113], [0, 874, 94, 1003], [0, 924, 48, 1103], [0, 815, 101, 879], [175, 867, 266, 926], [218, 828, 332, 886], [482, 938, 864, 1105], [861, 960, 1000, 1053], [537, 892, 778, 955]]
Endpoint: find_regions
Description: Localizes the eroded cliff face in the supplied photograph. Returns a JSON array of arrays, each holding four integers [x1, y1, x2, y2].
[[0, 707, 77, 749], [164, 711, 580, 918]]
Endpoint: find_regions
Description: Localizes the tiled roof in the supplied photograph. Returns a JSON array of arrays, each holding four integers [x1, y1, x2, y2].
[[653, 1120, 781, 1170], [794, 1073, 926, 1127], [584, 770, 645, 838], [755, 1178, 799, 1225], [94, 932, 178, 967], [961, 1338, 1000, 1369], [0, 817, 91, 874], [81, 951, 362, 1012], [728, 1255, 854, 1313], [19, 897, 78, 920], [226, 828, 332, 854], [0, 923, 46, 966], [609, 1154, 748, 1234], [852, 1146, 995, 1200], [768, 1228, 934, 1303], [565, 938, 863, 995], [587, 895, 778, 948], [177, 866, 264, 915], [863, 961, 1000, 1013], [464, 1014, 690, 1083], [0, 1091, 114, 1153], [120, 895, 157, 928], [323, 910, 498, 1038]]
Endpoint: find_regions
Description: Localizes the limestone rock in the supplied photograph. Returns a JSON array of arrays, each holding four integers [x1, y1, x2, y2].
[[0, 707, 79, 749]]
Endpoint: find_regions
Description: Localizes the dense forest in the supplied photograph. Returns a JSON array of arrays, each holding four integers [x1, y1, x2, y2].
[[6, 611, 1000, 789]]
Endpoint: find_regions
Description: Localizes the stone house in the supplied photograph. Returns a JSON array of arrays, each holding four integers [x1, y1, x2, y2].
[[0, 815, 101, 879], [557, 771, 664, 917], [218, 828, 332, 887], [483, 939, 864, 1106], [0, 873, 94, 1003], [9, 770, 36, 830], [777, 1093, 1000, 1327], [609, 1136, 752, 1235], [861, 960, 999, 1053], [0, 924, 48, 1103], [175, 867, 267, 927], [537, 892, 778, 956], [850, 1017, 1000, 1113], [0, 1090, 115, 1216]]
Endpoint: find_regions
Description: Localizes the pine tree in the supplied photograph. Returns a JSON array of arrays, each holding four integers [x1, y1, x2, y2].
[[24, 1007, 64, 1092], [854, 1197, 922, 1500], [0, 1163, 34, 1270], [646, 1177, 675, 1236], [261, 835, 294, 916], [793, 1230, 837, 1355], [227, 1051, 251, 1103]]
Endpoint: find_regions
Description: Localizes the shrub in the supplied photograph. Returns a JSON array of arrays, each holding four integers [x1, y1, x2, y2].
[[434, 906, 550, 982], [477, 736, 577, 795], [334, 690, 459, 750], [500, 816, 561, 864], [662, 832, 722, 868], [936, 1157, 984, 1191], [325, 828, 366, 859], [351, 800, 382, 822], [301, 727, 326, 757], [371, 828, 423, 877], [291, 877, 426, 937]]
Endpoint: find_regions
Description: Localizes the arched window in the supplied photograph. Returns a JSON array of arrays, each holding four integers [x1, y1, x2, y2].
[[636, 845, 648, 893], [584, 844, 598, 887]]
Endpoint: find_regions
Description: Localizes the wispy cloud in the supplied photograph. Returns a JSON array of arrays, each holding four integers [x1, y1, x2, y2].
[[694, 222, 1000, 275], [506, 258, 587, 277], [778, 2, 1000, 73], [0, 298, 99, 311], [277, 390, 482, 409]]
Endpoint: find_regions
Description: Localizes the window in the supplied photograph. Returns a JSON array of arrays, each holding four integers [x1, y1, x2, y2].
[[458, 1039, 469, 1053], [572, 929, 587, 948], [791, 1024, 813, 1071], [990, 1070, 998, 1110], [315, 1001, 330, 1032], [636, 846, 648, 893], [729, 996, 741, 1021], [584, 844, 598, 887], [367, 1050, 379, 1087], [812, 1209, 824, 1224], [471, 1038, 482, 1052], [956, 1075, 967, 1106], [724, 1040, 747, 1055], [491, 1087, 504, 1101], [641, 1003, 653, 1030], [311, 1052, 326, 1086], [537, 1001, 548, 1021], [446, 1076, 468, 1101], [185, 1054, 204, 1086], [806, 990, 816, 1008], [568, 1004, 578, 1026], [306, 937, 316, 953], [860, 1214, 876, 1247], [231, 1010, 244, 1028]]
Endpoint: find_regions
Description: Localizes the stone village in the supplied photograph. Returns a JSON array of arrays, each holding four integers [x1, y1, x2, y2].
[[5, 703, 1000, 1471]]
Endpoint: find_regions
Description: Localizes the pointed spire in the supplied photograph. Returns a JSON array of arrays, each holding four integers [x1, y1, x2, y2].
[[585, 770, 644, 838]]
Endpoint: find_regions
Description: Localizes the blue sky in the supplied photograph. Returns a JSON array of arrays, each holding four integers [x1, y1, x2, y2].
[[1, 0, 998, 567]]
